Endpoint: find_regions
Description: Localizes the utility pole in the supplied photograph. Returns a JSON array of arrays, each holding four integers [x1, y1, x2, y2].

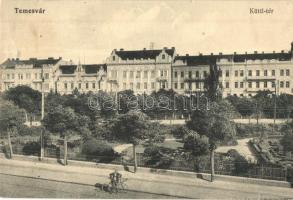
[[273, 80, 277, 135], [40, 66, 45, 161]]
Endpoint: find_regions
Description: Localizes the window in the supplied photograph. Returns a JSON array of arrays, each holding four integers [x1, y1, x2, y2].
[[272, 82, 275, 88], [151, 82, 155, 89], [188, 71, 192, 78], [64, 83, 68, 89], [111, 70, 117, 78], [71, 83, 74, 89], [144, 82, 147, 89], [144, 71, 148, 78], [26, 73, 30, 79], [240, 94, 244, 97], [240, 82, 243, 88], [280, 69, 284, 76], [188, 83, 192, 90], [174, 83, 178, 89], [248, 70, 252, 76], [7, 74, 10, 79], [160, 70, 164, 77], [248, 82, 252, 88], [196, 71, 199, 78], [151, 71, 155, 78], [240, 70, 244, 77], [181, 83, 184, 89], [78, 83, 81, 89], [203, 71, 207, 78], [136, 82, 140, 89], [11, 74, 14, 79], [181, 71, 184, 78], [92, 83, 95, 89], [264, 70, 267, 76], [45, 73, 49, 79], [226, 70, 229, 77], [256, 70, 260, 76], [174, 71, 178, 78], [130, 83, 134, 90], [196, 82, 199, 89], [35, 73, 38, 79], [164, 70, 167, 77], [286, 69, 290, 76], [235, 82, 238, 88], [280, 81, 284, 88], [136, 71, 141, 78], [112, 56, 115, 61], [272, 70, 275, 76], [219, 70, 222, 77], [86, 83, 89, 89], [123, 71, 127, 78], [130, 71, 134, 78], [264, 81, 267, 88], [256, 81, 260, 88], [123, 83, 126, 89], [225, 82, 229, 88], [162, 54, 165, 59], [286, 81, 290, 88], [235, 71, 238, 77]]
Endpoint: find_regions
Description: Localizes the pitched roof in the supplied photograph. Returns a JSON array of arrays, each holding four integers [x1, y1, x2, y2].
[[60, 65, 77, 74], [82, 64, 107, 74], [114, 48, 175, 60], [1, 57, 62, 69], [174, 51, 292, 66]]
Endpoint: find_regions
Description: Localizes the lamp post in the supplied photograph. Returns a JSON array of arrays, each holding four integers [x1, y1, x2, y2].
[[40, 66, 45, 161]]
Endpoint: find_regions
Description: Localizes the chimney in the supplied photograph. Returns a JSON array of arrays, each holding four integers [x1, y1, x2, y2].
[[48, 57, 53, 60], [199, 53, 203, 56], [16, 58, 19, 61], [273, 51, 275, 54], [211, 53, 213, 56], [171, 47, 175, 50], [186, 54, 189, 57], [281, 50, 284, 53], [234, 52, 237, 55], [245, 52, 247, 54], [254, 51, 258, 54], [59, 57, 62, 59], [262, 51, 264, 54], [163, 47, 167, 50], [219, 52, 222, 55], [120, 48, 124, 51], [143, 48, 146, 51]]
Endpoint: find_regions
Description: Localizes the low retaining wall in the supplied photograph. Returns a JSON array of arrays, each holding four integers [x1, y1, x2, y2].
[[1, 153, 291, 188]]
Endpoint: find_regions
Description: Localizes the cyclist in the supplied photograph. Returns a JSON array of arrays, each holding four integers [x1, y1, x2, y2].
[[109, 169, 122, 193]]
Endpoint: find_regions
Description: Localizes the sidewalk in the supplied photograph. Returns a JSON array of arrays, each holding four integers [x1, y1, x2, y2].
[[1, 156, 293, 199]]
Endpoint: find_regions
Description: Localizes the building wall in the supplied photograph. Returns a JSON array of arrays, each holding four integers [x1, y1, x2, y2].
[[218, 58, 293, 97], [106, 49, 174, 94]]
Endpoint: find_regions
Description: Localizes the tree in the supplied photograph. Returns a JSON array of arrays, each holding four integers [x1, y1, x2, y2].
[[186, 101, 236, 182], [183, 129, 209, 157], [280, 120, 293, 152], [5, 86, 41, 120], [43, 105, 91, 165], [204, 64, 222, 101], [0, 98, 26, 158], [111, 110, 148, 172]]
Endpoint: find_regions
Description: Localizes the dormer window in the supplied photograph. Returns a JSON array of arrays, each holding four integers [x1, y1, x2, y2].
[[113, 56, 115, 61], [162, 54, 165, 59]]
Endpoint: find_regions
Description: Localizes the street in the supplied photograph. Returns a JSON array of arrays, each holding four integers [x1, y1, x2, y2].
[[1, 157, 293, 199], [0, 174, 172, 198]]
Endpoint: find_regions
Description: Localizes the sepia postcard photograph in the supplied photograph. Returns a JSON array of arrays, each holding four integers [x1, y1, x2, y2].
[[1, 0, 293, 199]]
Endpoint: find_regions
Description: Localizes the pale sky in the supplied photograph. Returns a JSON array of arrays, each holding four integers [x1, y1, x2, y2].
[[1, 0, 293, 64]]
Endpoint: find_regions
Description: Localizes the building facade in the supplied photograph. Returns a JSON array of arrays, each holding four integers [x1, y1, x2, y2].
[[56, 63, 107, 94], [217, 50, 293, 97], [1, 42, 292, 98], [0, 57, 65, 93], [105, 47, 176, 94]]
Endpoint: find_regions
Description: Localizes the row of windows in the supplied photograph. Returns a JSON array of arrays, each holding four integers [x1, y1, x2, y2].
[[224, 81, 291, 89], [5, 73, 49, 80], [111, 70, 168, 79], [112, 54, 166, 62], [220, 69, 290, 77], [64, 82, 101, 90], [173, 82, 204, 90], [173, 71, 208, 79], [122, 82, 157, 90]]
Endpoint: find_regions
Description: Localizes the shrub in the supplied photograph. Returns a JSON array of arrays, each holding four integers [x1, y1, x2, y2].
[[81, 138, 115, 162], [227, 149, 250, 175], [22, 141, 40, 156], [143, 145, 173, 168]]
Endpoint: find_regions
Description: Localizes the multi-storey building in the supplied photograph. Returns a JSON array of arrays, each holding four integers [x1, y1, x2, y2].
[[56, 63, 107, 94], [217, 48, 293, 97], [0, 57, 65, 93], [105, 47, 176, 94], [172, 54, 214, 95]]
